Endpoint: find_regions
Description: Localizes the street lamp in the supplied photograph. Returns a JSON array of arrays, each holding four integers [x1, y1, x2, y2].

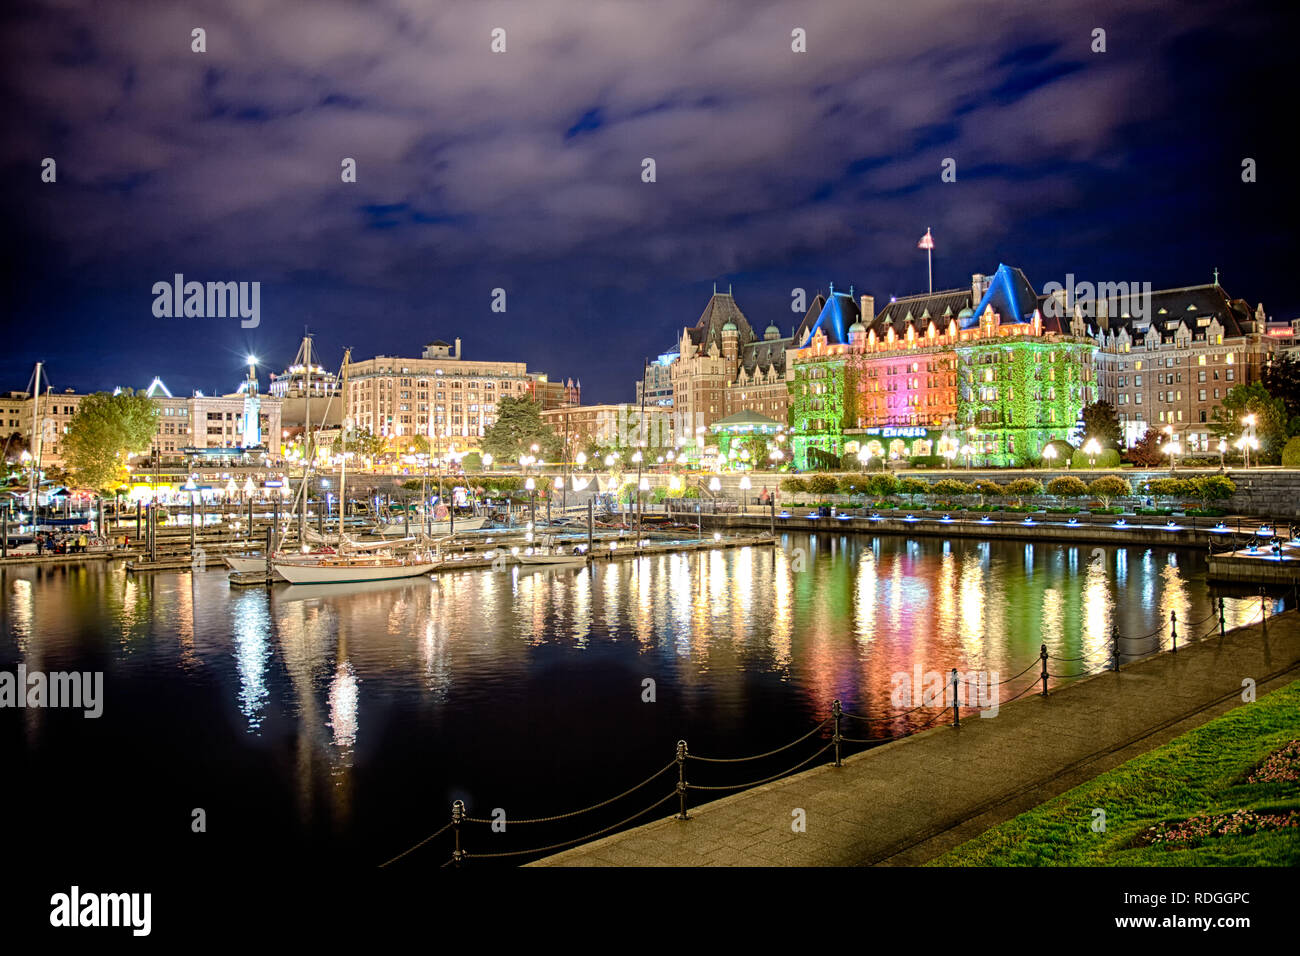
[[1042, 445, 1057, 469], [1162, 425, 1176, 471], [1217, 437, 1227, 472], [960, 443, 974, 469], [1083, 437, 1101, 469]]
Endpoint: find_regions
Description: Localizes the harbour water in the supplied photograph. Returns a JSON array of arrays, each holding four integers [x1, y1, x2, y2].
[[0, 533, 1277, 868]]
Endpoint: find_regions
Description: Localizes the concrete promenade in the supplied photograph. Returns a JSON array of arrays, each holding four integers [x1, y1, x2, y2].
[[533, 609, 1300, 866]]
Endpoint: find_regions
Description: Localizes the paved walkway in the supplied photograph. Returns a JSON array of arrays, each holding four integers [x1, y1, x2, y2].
[[532, 609, 1300, 866]]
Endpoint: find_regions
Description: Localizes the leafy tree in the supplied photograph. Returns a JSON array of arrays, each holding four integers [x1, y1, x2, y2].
[[1087, 476, 1130, 509], [1283, 436, 1300, 468], [1142, 477, 1192, 500], [837, 475, 865, 495], [972, 479, 1003, 505], [898, 476, 929, 503], [1122, 429, 1165, 467], [864, 473, 900, 499], [1211, 384, 1288, 463], [1079, 401, 1123, 449], [1189, 475, 1235, 509], [931, 478, 973, 498], [63, 390, 156, 491], [1261, 353, 1300, 434], [780, 477, 807, 495], [1005, 477, 1042, 505], [806, 475, 839, 496], [1046, 476, 1087, 497], [481, 397, 562, 463]]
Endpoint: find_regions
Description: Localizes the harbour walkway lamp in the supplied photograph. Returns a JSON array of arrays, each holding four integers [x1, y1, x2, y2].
[[1218, 438, 1227, 472], [1042, 444, 1057, 469], [1083, 437, 1101, 469]]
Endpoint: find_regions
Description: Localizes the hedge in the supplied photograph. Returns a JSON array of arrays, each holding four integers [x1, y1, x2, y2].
[[1284, 436, 1300, 468], [1070, 447, 1121, 469]]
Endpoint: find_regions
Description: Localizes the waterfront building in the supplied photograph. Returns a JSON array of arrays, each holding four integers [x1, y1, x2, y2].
[[529, 373, 581, 410], [669, 286, 794, 444], [541, 403, 674, 455], [269, 359, 342, 429], [1082, 278, 1275, 450], [636, 349, 677, 408], [788, 266, 1097, 469]]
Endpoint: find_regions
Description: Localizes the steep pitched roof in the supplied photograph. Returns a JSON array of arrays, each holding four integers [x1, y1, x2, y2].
[[1040, 282, 1257, 345], [797, 288, 861, 347], [688, 290, 754, 351]]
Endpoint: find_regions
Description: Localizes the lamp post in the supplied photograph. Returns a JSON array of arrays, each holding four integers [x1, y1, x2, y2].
[[1162, 425, 1176, 471], [1083, 437, 1101, 469], [1218, 437, 1227, 472], [525, 476, 536, 528], [960, 443, 974, 469], [1240, 414, 1257, 469], [739, 473, 752, 509], [1042, 445, 1057, 470]]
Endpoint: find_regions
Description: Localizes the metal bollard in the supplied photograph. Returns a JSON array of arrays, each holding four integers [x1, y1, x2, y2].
[[675, 740, 690, 820], [1039, 643, 1048, 697], [831, 700, 843, 767], [1261, 588, 1267, 637], [1111, 623, 1119, 672], [1219, 596, 1226, 640], [1170, 609, 1177, 653], [451, 799, 464, 867], [951, 668, 960, 727]]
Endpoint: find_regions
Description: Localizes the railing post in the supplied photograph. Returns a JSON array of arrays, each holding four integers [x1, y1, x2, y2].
[[950, 668, 960, 727], [1111, 623, 1119, 672], [832, 699, 843, 767], [1039, 643, 1048, 697], [1219, 595, 1226, 640], [1170, 609, 1177, 653], [675, 740, 690, 820], [1260, 588, 1267, 637], [451, 799, 465, 868]]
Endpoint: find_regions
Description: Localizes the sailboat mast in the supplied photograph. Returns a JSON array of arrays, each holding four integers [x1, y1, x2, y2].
[[338, 349, 350, 540], [29, 362, 43, 514], [301, 336, 311, 537]]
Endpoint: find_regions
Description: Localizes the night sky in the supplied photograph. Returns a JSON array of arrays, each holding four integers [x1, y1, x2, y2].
[[1, 0, 1295, 403]]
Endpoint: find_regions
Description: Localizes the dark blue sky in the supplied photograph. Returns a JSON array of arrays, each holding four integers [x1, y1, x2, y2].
[[1, 0, 1295, 403]]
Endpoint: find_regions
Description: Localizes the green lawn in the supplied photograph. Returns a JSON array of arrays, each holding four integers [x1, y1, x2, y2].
[[931, 679, 1300, 866]]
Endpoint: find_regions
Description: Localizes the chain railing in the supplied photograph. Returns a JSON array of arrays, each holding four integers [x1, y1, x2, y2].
[[379, 590, 1275, 869]]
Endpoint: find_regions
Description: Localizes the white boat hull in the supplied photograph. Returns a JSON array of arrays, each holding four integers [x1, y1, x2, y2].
[[272, 558, 437, 584], [517, 553, 587, 566]]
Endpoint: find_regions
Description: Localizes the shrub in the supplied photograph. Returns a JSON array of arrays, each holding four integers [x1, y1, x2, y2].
[[806, 475, 839, 495], [898, 476, 929, 502], [864, 473, 901, 499], [1046, 476, 1088, 497], [908, 455, 947, 468], [1143, 477, 1192, 499], [1043, 440, 1075, 467], [1283, 436, 1300, 468], [1070, 447, 1121, 469], [462, 452, 482, 471], [931, 478, 973, 498], [1189, 474, 1236, 508], [1005, 477, 1043, 505], [837, 475, 865, 495], [1087, 475, 1131, 509], [972, 480, 1004, 503], [780, 477, 807, 494]]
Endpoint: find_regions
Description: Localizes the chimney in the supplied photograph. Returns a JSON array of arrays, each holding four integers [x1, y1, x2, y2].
[[860, 294, 875, 322], [454, 337, 462, 359], [971, 273, 986, 301]]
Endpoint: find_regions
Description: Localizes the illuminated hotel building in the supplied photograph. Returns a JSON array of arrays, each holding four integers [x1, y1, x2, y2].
[[788, 266, 1097, 469]]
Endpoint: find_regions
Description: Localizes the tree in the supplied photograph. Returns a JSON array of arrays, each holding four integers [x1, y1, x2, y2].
[[1046, 476, 1087, 497], [1189, 475, 1235, 510], [1211, 384, 1288, 463], [899, 476, 929, 503], [1079, 401, 1123, 449], [1087, 476, 1130, 509], [780, 477, 807, 495], [481, 397, 562, 463], [1005, 477, 1042, 506], [1261, 353, 1300, 434], [864, 473, 900, 499], [62, 390, 156, 491], [806, 475, 839, 496], [1122, 429, 1164, 467]]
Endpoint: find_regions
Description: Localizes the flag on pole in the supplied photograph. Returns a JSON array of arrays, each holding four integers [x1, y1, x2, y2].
[[917, 228, 935, 250]]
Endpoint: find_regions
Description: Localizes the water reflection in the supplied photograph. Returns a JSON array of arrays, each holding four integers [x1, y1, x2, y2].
[[0, 534, 1281, 863]]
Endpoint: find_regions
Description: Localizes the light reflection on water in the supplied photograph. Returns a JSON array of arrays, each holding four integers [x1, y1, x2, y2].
[[0, 533, 1281, 863]]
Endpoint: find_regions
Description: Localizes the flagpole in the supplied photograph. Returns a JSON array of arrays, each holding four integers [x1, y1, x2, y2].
[[928, 244, 932, 294]]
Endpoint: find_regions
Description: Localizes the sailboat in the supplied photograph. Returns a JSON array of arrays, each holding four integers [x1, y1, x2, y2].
[[272, 350, 439, 585]]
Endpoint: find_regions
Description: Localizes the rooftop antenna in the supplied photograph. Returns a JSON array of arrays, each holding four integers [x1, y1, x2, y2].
[[1213, 268, 1219, 286]]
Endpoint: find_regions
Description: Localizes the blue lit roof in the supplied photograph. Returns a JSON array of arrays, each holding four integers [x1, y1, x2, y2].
[[799, 289, 860, 346], [965, 263, 1039, 329]]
